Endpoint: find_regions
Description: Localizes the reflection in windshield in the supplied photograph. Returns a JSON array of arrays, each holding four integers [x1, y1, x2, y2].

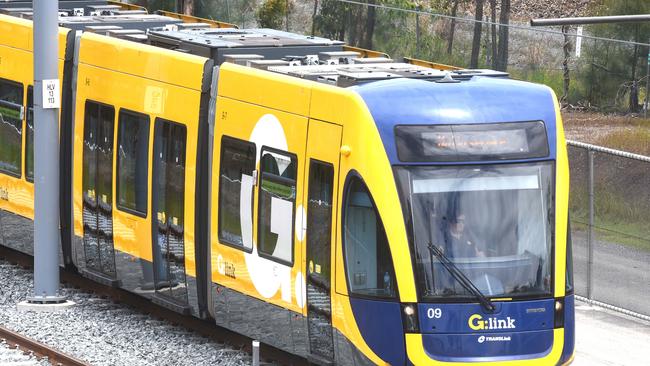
[[395, 163, 554, 300]]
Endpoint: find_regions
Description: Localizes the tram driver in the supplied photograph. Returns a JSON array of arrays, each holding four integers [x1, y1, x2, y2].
[[443, 213, 486, 259]]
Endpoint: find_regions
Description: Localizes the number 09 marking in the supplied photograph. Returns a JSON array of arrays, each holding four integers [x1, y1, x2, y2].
[[427, 308, 442, 319]]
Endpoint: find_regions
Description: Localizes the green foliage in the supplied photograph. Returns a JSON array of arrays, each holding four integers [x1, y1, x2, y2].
[[576, 0, 650, 110], [256, 0, 290, 29], [313, 0, 350, 40], [194, 0, 257, 27]]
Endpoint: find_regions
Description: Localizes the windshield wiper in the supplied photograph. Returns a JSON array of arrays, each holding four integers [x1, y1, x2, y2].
[[427, 242, 495, 312]]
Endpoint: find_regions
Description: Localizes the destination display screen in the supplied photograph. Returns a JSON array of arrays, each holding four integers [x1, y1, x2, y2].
[[395, 121, 549, 162]]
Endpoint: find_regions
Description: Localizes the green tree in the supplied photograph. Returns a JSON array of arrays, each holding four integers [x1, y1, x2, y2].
[[256, 0, 291, 29], [313, 0, 349, 40], [579, 0, 650, 111]]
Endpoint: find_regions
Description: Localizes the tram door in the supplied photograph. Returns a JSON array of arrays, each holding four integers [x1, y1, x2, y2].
[[304, 120, 342, 362], [81, 101, 117, 279], [151, 119, 189, 306]]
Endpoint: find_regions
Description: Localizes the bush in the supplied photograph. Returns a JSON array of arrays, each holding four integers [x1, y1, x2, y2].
[[256, 0, 290, 29]]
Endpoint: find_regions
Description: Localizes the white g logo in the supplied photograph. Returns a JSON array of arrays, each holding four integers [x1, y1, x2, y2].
[[478, 336, 485, 344]]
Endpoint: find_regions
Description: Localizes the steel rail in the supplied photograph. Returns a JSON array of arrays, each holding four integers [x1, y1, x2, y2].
[[0, 325, 91, 366]]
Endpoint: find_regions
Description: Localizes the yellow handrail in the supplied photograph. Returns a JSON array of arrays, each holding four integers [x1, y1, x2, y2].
[[107, 0, 148, 12], [155, 10, 238, 29], [343, 45, 390, 59], [403, 56, 461, 71]]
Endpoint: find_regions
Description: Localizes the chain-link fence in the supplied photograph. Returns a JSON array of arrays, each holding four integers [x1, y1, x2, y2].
[[568, 140, 650, 318]]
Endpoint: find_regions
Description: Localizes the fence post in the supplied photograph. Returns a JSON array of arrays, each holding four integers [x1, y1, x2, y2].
[[252, 340, 260, 366], [587, 149, 594, 300], [643, 41, 650, 118]]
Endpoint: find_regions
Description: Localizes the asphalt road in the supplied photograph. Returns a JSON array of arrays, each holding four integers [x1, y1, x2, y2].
[[573, 301, 650, 366], [571, 229, 650, 316]]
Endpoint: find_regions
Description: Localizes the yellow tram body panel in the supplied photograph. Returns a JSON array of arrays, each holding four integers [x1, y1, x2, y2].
[[553, 92, 570, 299], [0, 15, 68, 220], [73, 32, 208, 276], [211, 63, 417, 363], [211, 68, 309, 315]]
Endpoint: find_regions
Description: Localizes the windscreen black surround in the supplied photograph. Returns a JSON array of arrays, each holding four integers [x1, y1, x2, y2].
[[395, 121, 549, 162]]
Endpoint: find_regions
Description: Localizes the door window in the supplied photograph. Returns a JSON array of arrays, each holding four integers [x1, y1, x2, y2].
[[343, 176, 396, 298], [218, 136, 256, 250], [306, 160, 335, 359], [82, 100, 117, 276], [25, 86, 34, 182], [0, 79, 24, 177], [116, 109, 150, 216], [257, 148, 296, 265], [152, 118, 188, 303]]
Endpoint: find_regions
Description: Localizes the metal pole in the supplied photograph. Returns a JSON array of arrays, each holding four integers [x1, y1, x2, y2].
[[643, 42, 650, 118], [31, 0, 65, 304], [531, 14, 650, 27], [252, 340, 260, 366], [587, 149, 595, 300], [415, 5, 420, 58]]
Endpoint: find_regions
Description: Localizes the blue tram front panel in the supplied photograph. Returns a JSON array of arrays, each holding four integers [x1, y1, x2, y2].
[[418, 300, 555, 361]]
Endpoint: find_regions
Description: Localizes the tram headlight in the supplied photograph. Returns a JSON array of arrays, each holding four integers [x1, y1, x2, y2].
[[401, 303, 419, 333], [554, 298, 565, 328]]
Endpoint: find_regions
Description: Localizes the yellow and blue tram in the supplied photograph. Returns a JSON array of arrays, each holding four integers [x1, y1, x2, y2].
[[0, 5, 574, 365]]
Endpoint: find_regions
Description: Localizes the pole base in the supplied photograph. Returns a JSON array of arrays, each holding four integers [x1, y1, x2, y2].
[[17, 298, 75, 312]]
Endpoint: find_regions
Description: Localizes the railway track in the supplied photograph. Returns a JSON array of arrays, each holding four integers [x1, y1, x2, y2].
[[0, 246, 304, 366], [0, 324, 90, 366]]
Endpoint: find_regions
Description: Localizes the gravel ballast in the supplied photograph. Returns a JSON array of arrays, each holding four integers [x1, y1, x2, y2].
[[0, 339, 48, 366], [0, 260, 253, 366]]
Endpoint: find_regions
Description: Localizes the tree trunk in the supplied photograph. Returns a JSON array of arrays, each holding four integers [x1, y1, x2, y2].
[[364, 0, 377, 49], [490, 0, 497, 69], [561, 25, 571, 107], [447, 0, 459, 55], [630, 25, 640, 112], [285, 0, 290, 31], [496, 0, 510, 71], [470, 0, 484, 69], [183, 0, 193, 15], [311, 0, 318, 36]]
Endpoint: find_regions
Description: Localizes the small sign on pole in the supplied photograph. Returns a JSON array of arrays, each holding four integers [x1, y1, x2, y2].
[[42, 79, 60, 109], [575, 26, 583, 58]]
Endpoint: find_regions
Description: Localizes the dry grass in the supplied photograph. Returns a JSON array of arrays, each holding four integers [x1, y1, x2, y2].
[[563, 111, 650, 155], [595, 128, 650, 156]]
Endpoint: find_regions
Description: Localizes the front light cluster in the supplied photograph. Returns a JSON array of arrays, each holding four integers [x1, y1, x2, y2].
[[401, 303, 420, 333]]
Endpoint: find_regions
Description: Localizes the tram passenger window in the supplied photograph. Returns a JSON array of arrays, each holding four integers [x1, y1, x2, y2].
[[0, 79, 24, 177], [343, 176, 397, 298], [257, 148, 296, 264], [116, 109, 150, 216], [218, 136, 256, 250], [25, 86, 34, 182]]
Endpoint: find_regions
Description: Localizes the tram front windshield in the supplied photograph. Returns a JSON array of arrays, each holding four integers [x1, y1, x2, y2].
[[395, 162, 554, 301]]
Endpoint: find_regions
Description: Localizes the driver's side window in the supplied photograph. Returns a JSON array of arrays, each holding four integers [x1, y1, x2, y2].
[[343, 175, 396, 298]]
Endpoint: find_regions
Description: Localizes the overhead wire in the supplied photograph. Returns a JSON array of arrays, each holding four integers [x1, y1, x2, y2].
[[331, 0, 650, 47]]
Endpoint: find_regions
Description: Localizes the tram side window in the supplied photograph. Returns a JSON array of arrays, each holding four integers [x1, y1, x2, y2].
[[25, 86, 34, 182], [343, 176, 397, 298], [0, 79, 24, 177], [218, 136, 256, 250], [116, 109, 150, 216], [257, 148, 297, 265]]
